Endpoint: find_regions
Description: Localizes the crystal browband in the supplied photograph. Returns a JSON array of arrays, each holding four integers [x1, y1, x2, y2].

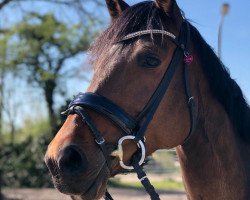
[[121, 29, 176, 41]]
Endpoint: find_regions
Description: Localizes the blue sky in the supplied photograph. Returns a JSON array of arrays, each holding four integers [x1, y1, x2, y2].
[[126, 0, 250, 102], [180, 0, 250, 103]]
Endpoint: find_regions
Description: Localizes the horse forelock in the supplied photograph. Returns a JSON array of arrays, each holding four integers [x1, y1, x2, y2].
[[89, 1, 174, 66]]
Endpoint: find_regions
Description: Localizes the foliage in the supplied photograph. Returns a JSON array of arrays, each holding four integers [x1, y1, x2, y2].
[[7, 12, 97, 78], [0, 135, 53, 188], [2, 12, 98, 134], [1, 116, 50, 144], [0, 0, 104, 21], [0, 35, 9, 69], [15, 118, 50, 143]]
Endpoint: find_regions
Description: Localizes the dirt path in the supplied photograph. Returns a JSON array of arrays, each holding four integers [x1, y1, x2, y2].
[[2, 188, 186, 200]]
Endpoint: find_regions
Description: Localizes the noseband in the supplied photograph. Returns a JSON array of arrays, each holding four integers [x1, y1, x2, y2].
[[63, 20, 196, 200]]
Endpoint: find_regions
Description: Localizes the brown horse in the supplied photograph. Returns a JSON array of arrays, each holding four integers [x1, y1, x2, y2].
[[44, 0, 250, 200]]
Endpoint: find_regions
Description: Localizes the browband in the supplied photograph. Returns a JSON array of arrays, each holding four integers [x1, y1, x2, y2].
[[121, 29, 176, 41]]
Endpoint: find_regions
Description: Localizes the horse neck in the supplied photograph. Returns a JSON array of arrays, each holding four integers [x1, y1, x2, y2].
[[176, 58, 250, 200]]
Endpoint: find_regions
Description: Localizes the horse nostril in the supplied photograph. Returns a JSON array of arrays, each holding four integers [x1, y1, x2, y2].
[[58, 145, 88, 175]]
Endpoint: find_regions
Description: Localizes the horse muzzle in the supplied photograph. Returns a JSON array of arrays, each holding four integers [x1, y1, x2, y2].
[[44, 144, 109, 198]]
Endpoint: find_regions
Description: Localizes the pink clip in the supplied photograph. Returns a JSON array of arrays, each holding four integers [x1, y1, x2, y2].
[[184, 54, 193, 65]]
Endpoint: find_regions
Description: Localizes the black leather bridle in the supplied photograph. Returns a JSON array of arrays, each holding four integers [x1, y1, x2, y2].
[[63, 19, 197, 200]]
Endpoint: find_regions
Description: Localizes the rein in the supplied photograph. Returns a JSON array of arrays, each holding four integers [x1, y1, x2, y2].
[[63, 19, 196, 200]]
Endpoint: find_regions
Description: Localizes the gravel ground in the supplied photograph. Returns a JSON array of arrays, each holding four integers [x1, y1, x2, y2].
[[2, 188, 186, 200]]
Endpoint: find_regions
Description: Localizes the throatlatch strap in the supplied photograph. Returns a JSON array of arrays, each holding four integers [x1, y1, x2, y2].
[[182, 22, 197, 143]]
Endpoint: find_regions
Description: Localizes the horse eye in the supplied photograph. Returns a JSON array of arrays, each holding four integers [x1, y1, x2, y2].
[[144, 56, 161, 68], [137, 54, 161, 68]]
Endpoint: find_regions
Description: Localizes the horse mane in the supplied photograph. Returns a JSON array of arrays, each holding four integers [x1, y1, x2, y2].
[[90, 1, 250, 141], [190, 25, 250, 141]]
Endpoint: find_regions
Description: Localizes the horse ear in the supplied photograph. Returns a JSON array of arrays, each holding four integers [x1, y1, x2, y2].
[[155, 0, 173, 13], [105, 0, 130, 20]]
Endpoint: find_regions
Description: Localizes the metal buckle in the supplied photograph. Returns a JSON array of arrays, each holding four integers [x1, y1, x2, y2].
[[111, 135, 146, 170], [188, 96, 194, 104], [95, 137, 105, 145]]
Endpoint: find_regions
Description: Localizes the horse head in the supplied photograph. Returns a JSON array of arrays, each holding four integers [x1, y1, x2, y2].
[[45, 1, 196, 199]]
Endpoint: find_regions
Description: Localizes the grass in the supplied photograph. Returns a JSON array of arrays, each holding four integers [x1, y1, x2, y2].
[[108, 178, 184, 191]]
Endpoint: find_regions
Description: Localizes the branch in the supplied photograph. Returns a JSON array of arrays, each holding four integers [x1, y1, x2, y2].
[[18, 0, 73, 6], [0, 0, 12, 10], [0, 0, 104, 14]]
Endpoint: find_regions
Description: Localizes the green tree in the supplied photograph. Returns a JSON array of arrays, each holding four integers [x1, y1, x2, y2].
[[0, 37, 5, 139], [0, 31, 10, 140], [5, 13, 97, 134]]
